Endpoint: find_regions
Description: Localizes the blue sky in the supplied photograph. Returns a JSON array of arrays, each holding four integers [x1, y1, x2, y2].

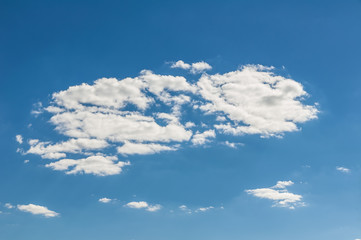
[[1, 0, 361, 239]]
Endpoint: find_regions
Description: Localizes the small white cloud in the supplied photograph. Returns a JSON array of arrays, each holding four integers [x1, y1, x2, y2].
[[146, 204, 162, 212], [195, 206, 214, 212], [191, 130, 216, 145], [246, 181, 304, 209], [272, 180, 294, 189], [171, 60, 212, 74], [336, 166, 350, 173], [31, 102, 43, 116], [223, 141, 244, 148], [5, 203, 14, 209], [171, 60, 191, 70], [24, 160, 30, 164], [17, 204, 59, 218], [179, 205, 192, 214], [185, 122, 196, 128], [98, 197, 113, 203], [125, 201, 161, 212], [15, 135, 23, 144]]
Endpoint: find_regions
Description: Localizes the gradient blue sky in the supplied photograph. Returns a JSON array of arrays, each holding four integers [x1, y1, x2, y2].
[[1, 0, 361, 239]]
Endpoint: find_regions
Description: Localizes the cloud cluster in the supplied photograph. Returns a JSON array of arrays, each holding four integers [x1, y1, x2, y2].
[[246, 181, 304, 209], [20, 62, 318, 176]]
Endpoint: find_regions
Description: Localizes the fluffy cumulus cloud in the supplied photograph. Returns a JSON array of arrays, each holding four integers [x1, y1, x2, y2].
[[246, 181, 304, 209], [124, 201, 162, 212], [17, 204, 59, 217], [20, 61, 318, 176], [199, 65, 318, 137]]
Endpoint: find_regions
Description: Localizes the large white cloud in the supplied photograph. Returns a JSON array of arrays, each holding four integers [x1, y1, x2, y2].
[[245, 180, 304, 209], [21, 62, 318, 176], [17, 204, 59, 218], [198, 65, 318, 137]]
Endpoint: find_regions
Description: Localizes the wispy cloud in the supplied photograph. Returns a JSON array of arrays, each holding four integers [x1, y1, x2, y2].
[[336, 166, 350, 173]]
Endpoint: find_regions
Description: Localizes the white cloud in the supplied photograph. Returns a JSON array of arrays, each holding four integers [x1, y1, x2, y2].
[[45, 155, 130, 176], [171, 60, 212, 74], [216, 116, 227, 122], [17, 204, 59, 218], [117, 141, 177, 155], [125, 201, 161, 212], [336, 166, 350, 173], [98, 197, 113, 203], [185, 121, 195, 128], [195, 206, 214, 212], [31, 102, 43, 116], [171, 60, 191, 70], [49, 111, 192, 143], [190, 61, 212, 74], [246, 181, 304, 209], [272, 180, 294, 189], [223, 141, 244, 148], [22, 63, 318, 176], [199, 65, 318, 137], [15, 135, 23, 144], [5, 203, 14, 209], [24, 160, 30, 163], [179, 205, 192, 213], [26, 138, 109, 159], [191, 130, 216, 145]]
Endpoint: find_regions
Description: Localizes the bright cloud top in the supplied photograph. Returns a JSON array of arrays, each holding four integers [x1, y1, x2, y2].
[[246, 180, 304, 209], [124, 201, 162, 212], [20, 62, 318, 176], [17, 204, 59, 218]]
